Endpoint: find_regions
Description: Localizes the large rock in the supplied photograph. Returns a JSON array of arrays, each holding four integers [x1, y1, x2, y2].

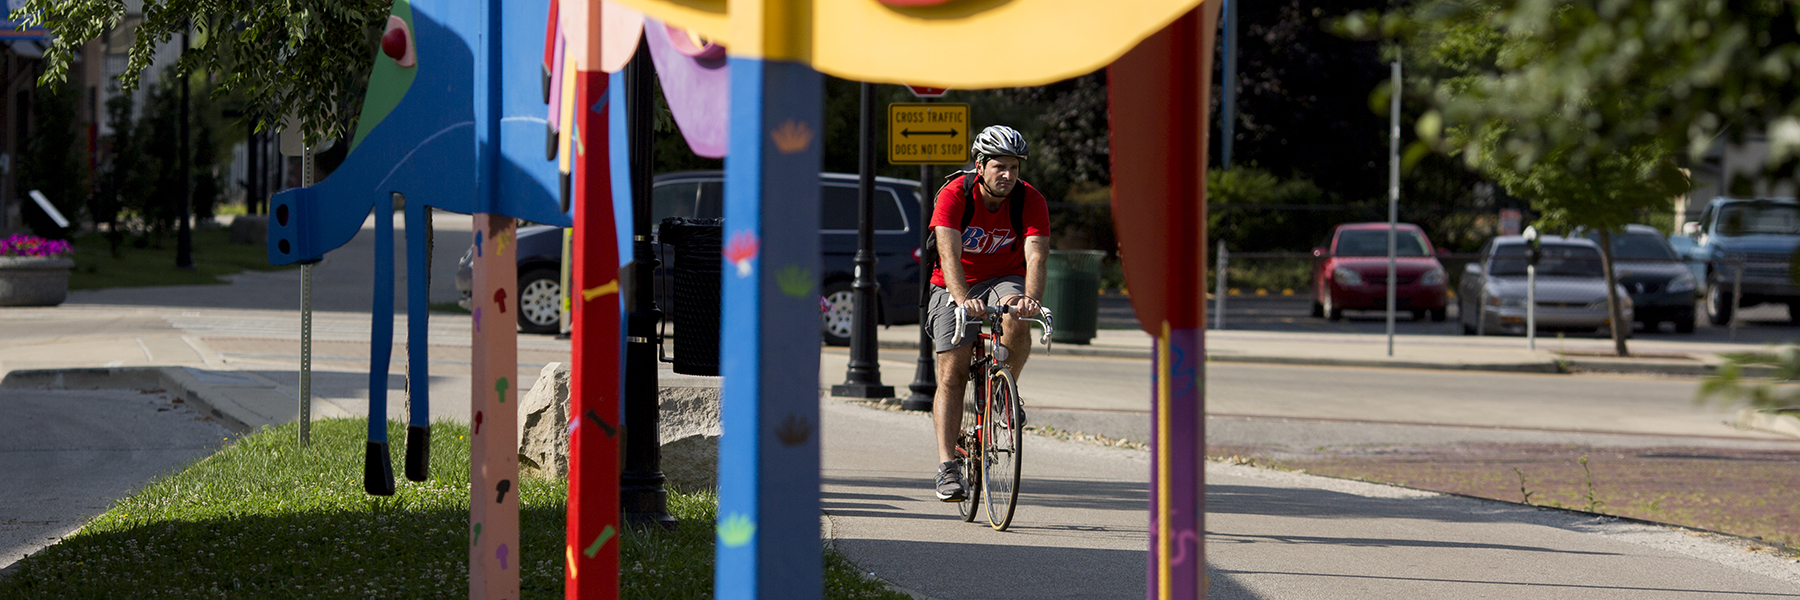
[[228, 215, 268, 245], [518, 363, 571, 477], [516, 363, 722, 487]]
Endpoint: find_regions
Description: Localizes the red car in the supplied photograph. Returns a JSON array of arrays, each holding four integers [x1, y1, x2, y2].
[[1311, 223, 1449, 321]]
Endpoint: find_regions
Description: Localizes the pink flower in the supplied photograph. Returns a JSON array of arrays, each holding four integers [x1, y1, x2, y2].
[[0, 234, 71, 258]]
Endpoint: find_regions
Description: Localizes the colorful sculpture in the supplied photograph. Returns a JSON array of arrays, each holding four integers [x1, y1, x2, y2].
[[603, 0, 1213, 598], [266, 0, 589, 596]]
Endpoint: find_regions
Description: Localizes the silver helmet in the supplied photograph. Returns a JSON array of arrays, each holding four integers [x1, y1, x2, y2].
[[971, 125, 1029, 164]]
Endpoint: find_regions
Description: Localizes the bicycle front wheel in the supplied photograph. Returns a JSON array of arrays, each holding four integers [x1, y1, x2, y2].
[[983, 367, 1023, 530], [957, 381, 985, 523]]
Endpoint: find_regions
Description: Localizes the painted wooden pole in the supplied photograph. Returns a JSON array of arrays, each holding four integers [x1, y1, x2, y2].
[[565, 0, 626, 593], [717, 0, 824, 597], [1107, 3, 1219, 598], [470, 214, 521, 599]]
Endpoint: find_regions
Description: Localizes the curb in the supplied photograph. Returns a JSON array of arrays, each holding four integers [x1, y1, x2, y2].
[[1735, 407, 1800, 438], [1, 367, 263, 434]]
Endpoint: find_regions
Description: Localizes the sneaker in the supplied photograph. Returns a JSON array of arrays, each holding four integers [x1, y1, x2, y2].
[[935, 461, 967, 502]]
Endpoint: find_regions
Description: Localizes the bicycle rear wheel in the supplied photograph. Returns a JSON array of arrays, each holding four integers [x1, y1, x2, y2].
[[957, 384, 985, 522], [983, 367, 1023, 530]]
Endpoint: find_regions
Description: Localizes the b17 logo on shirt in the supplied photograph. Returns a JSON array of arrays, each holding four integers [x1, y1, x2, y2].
[[962, 227, 1015, 254]]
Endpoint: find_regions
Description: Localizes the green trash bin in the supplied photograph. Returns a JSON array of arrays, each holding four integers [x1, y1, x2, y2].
[[1044, 249, 1106, 344]]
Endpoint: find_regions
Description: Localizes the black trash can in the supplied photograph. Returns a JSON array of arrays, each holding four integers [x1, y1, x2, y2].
[[660, 217, 722, 376], [1044, 249, 1105, 344]]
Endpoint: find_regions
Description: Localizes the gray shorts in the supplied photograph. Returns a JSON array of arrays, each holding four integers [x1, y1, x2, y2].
[[926, 275, 1026, 353]]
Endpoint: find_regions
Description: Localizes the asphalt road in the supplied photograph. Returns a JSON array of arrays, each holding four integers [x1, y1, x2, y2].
[[824, 347, 1798, 453], [0, 389, 235, 573]]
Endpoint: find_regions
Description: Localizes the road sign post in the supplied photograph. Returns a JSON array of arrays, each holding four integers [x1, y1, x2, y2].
[[888, 103, 969, 165]]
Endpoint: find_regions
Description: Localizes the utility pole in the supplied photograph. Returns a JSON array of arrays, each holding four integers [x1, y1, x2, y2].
[[833, 82, 895, 401], [1220, 0, 1238, 169], [176, 23, 194, 271], [1385, 59, 1400, 357]]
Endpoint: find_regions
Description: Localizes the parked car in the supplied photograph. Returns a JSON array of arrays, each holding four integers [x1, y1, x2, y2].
[[1458, 235, 1633, 336], [1574, 224, 1697, 333], [1310, 222, 1449, 321], [458, 171, 926, 342], [1686, 196, 1800, 324]]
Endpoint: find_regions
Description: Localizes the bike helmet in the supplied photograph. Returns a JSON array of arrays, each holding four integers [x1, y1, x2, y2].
[[971, 125, 1029, 164]]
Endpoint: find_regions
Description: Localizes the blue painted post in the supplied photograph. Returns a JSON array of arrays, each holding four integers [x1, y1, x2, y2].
[[716, 55, 825, 599]]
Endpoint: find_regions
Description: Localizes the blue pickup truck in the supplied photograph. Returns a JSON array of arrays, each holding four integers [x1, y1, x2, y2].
[[1687, 196, 1800, 324]]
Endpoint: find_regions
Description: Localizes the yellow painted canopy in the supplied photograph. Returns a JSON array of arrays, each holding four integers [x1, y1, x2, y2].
[[607, 0, 1206, 88]]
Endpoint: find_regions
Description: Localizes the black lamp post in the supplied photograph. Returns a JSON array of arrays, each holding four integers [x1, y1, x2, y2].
[[621, 38, 676, 529], [175, 24, 193, 271], [832, 82, 895, 400]]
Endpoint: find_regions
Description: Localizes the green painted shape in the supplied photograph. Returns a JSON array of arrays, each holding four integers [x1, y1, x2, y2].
[[582, 525, 616, 558], [717, 513, 756, 548], [777, 265, 813, 298], [496, 377, 509, 402], [471, 522, 482, 547], [350, 0, 419, 151]]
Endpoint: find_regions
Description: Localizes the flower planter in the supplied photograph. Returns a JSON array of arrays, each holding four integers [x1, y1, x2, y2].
[[0, 256, 74, 306]]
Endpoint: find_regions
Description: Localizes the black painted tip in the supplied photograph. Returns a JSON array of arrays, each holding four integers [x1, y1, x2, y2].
[[560, 173, 572, 213], [364, 441, 396, 496], [546, 123, 559, 161], [542, 67, 552, 103], [405, 425, 431, 482]]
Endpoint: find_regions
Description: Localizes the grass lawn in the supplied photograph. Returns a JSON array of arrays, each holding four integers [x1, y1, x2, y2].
[[0, 419, 906, 599], [67, 227, 295, 291]]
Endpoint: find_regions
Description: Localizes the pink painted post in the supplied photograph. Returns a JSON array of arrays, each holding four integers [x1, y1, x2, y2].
[[470, 213, 521, 599], [1107, 3, 1219, 598]]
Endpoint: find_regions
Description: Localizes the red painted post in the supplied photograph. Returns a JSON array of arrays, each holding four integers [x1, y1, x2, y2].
[[1107, 3, 1219, 598]]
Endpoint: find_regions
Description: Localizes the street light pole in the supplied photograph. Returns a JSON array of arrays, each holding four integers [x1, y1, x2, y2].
[[833, 82, 895, 400], [176, 24, 194, 271], [900, 157, 937, 412], [621, 38, 676, 529]]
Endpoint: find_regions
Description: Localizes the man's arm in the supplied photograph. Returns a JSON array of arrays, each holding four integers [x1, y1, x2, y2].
[[936, 226, 982, 312], [1012, 236, 1051, 316]]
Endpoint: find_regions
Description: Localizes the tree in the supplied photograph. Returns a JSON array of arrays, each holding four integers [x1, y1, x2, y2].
[[20, 0, 388, 143], [1350, 0, 1693, 356], [97, 84, 143, 256], [18, 79, 89, 239]]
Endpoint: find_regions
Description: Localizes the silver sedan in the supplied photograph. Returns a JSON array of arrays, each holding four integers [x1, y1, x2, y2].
[[1459, 236, 1633, 336]]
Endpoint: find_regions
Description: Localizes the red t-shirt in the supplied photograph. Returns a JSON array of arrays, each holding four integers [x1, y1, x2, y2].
[[929, 176, 1052, 287]]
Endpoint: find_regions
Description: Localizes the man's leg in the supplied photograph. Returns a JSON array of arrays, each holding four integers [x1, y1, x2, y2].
[[933, 345, 971, 463], [1000, 309, 1033, 377]]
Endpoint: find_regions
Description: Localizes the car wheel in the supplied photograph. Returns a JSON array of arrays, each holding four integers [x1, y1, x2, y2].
[[1311, 300, 1324, 318], [1410, 309, 1427, 321], [516, 268, 563, 335], [1705, 279, 1733, 325], [821, 280, 854, 347], [1430, 307, 1447, 322], [1324, 291, 1343, 321]]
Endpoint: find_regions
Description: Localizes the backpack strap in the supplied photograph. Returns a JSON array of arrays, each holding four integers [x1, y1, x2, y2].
[[960, 172, 978, 232], [1007, 184, 1027, 253]]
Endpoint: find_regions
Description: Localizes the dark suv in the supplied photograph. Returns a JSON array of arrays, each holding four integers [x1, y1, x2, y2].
[[459, 170, 926, 344]]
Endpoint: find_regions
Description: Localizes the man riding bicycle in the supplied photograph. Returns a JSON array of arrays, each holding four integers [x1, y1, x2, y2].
[[927, 125, 1051, 502]]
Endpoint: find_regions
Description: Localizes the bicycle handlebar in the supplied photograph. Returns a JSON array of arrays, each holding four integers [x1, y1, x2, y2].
[[950, 304, 1055, 349]]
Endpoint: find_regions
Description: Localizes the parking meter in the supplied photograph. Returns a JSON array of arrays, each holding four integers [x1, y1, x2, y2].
[[1522, 225, 1539, 349], [1522, 225, 1542, 265]]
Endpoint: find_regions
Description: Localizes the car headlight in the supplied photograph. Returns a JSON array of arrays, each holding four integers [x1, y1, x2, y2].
[[1666, 272, 1697, 294], [1333, 267, 1364, 286], [1486, 294, 1524, 308], [1420, 267, 1446, 286]]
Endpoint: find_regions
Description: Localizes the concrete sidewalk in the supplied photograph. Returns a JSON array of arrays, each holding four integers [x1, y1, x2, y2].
[[821, 398, 1800, 599], [872, 322, 1781, 377], [4, 304, 1800, 596]]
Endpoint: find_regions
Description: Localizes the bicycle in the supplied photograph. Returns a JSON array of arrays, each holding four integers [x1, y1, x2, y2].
[[950, 303, 1053, 531]]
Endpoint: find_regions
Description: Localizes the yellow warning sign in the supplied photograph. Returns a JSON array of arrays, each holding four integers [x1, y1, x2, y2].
[[888, 103, 970, 165]]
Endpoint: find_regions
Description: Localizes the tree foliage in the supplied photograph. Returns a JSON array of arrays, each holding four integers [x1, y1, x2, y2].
[[1346, 0, 1800, 182], [19, 0, 388, 143]]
